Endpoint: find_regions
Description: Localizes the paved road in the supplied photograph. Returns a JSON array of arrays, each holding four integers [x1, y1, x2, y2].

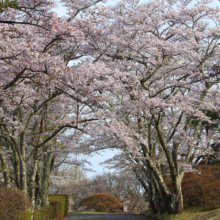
[[65, 214, 159, 220]]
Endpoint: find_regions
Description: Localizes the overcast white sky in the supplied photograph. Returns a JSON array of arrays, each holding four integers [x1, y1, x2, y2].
[[53, 0, 220, 178]]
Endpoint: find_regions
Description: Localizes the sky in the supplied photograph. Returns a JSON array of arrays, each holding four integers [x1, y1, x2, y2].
[[82, 149, 121, 178], [53, 0, 220, 178]]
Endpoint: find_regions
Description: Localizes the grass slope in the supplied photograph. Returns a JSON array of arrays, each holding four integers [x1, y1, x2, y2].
[[68, 211, 108, 214], [144, 208, 220, 220]]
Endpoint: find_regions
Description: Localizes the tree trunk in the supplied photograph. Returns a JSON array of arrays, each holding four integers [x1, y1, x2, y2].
[[149, 180, 159, 214], [152, 174, 165, 214], [30, 149, 40, 209], [0, 143, 11, 188], [174, 192, 183, 214], [35, 168, 42, 210], [20, 131, 27, 193], [20, 160, 27, 192], [41, 148, 54, 206], [145, 159, 173, 213], [172, 175, 184, 214], [161, 174, 184, 214], [41, 155, 49, 206], [13, 150, 20, 188]]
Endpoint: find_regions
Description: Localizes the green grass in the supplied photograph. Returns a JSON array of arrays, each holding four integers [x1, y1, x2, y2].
[[68, 211, 109, 214], [143, 208, 220, 220]]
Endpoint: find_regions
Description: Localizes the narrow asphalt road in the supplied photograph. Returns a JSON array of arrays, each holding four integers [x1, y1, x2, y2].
[[65, 213, 160, 220]]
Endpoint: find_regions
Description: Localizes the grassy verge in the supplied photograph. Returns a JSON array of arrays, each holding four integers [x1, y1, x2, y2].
[[143, 208, 220, 220], [68, 211, 109, 214]]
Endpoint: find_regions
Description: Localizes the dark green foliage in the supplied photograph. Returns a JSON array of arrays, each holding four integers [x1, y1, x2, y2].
[[188, 110, 220, 165], [49, 205, 53, 219], [49, 194, 69, 217], [40, 206, 53, 220], [0, 0, 18, 12], [33, 206, 53, 220], [20, 210, 32, 220], [206, 111, 220, 120], [64, 194, 69, 215], [33, 210, 41, 220], [190, 110, 220, 129], [49, 201, 62, 218], [39, 210, 45, 220], [195, 143, 220, 165], [209, 143, 220, 165], [33, 209, 45, 220], [79, 193, 123, 213]]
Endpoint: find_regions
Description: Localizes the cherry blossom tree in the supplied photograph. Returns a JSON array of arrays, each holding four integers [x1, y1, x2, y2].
[[71, 0, 220, 214], [0, 0, 106, 210], [1, 0, 220, 215]]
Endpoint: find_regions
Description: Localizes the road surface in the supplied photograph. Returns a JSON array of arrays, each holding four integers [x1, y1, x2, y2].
[[65, 213, 160, 220]]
